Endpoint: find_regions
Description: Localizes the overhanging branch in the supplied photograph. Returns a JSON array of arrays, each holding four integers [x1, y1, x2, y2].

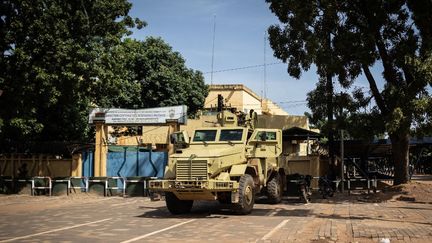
[[362, 64, 389, 116]]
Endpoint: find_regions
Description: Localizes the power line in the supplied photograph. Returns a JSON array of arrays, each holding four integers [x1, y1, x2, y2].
[[279, 103, 308, 108], [203, 62, 283, 74], [277, 100, 307, 104]]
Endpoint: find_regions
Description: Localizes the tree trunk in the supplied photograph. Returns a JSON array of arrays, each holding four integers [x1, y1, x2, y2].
[[324, 29, 336, 176], [389, 132, 409, 185]]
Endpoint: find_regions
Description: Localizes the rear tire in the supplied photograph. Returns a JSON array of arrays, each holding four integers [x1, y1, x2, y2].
[[267, 173, 282, 204], [234, 174, 255, 214], [165, 192, 193, 215]]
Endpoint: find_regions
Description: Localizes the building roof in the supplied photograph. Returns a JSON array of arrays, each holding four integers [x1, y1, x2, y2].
[[207, 83, 291, 116], [208, 84, 261, 101], [257, 115, 309, 130], [283, 126, 321, 140]]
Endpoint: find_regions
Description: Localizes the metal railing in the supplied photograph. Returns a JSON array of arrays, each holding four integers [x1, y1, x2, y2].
[[69, 176, 88, 193], [105, 177, 125, 197], [347, 178, 373, 194], [123, 177, 146, 197], [1, 175, 160, 197], [52, 178, 71, 195], [31, 176, 52, 196]]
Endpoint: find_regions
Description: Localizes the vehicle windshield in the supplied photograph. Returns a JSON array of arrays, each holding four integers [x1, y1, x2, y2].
[[219, 129, 244, 141], [193, 130, 217, 142]]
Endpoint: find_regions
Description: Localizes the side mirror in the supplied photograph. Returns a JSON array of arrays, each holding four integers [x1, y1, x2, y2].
[[170, 133, 177, 144]]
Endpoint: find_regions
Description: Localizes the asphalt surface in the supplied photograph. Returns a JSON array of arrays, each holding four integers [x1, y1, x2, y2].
[[0, 193, 431, 243]]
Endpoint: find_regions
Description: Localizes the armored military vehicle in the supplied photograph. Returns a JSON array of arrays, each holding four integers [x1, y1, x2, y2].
[[148, 97, 287, 214]]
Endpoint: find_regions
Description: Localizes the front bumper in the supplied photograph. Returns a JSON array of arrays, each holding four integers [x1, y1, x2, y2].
[[148, 179, 240, 201], [148, 179, 239, 192]]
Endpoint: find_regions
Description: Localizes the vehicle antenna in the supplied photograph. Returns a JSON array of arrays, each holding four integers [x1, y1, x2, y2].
[[210, 15, 216, 85], [264, 31, 267, 99]]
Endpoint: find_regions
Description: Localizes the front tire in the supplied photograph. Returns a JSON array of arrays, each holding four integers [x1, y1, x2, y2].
[[165, 192, 193, 215], [267, 173, 282, 204], [234, 174, 255, 214]]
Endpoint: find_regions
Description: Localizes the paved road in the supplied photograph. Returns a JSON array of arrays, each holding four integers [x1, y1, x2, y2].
[[0, 194, 431, 243]]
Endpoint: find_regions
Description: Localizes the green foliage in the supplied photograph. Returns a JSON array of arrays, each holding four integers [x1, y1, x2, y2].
[[409, 53, 432, 136], [0, 0, 207, 152], [268, 0, 432, 137], [0, 0, 141, 149], [91, 37, 208, 115], [267, 0, 432, 184], [120, 38, 208, 116]]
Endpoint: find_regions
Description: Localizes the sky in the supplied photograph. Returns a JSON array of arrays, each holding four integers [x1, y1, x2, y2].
[[128, 0, 373, 115]]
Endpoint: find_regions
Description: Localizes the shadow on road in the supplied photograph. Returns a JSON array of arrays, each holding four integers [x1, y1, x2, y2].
[[134, 197, 432, 228], [135, 200, 316, 219], [136, 201, 232, 219]]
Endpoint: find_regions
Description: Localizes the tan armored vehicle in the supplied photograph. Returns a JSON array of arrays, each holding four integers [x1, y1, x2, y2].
[[148, 107, 286, 214]]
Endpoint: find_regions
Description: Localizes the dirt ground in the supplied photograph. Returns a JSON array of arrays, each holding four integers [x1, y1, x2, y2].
[[351, 176, 432, 204]]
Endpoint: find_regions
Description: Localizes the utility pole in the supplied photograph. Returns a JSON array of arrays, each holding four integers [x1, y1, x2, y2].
[[263, 32, 267, 99], [340, 129, 345, 193], [339, 97, 345, 193]]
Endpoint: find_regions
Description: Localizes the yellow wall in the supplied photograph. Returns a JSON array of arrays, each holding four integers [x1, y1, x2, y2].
[[242, 90, 263, 114], [205, 84, 291, 115], [0, 154, 72, 178], [71, 153, 82, 177], [262, 99, 289, 116], [205, 88, 245, 111], [281, 155, 323, 188], [115, 126, 170, 145]]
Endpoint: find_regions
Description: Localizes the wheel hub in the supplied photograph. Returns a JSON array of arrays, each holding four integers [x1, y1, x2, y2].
[[244, 185, 252, 204]]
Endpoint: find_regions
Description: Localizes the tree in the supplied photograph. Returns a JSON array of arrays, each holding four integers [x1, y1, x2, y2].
[[267, 0, 432, 184], [0, 0, 144, 151], [120, 37, 208, 116], [88, 37, 208, 139], [0, 1, 208, 152], [267, 0, 350, 174]]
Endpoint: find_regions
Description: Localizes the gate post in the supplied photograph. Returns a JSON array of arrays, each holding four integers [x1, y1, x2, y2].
[[94, 122, 108, 176]]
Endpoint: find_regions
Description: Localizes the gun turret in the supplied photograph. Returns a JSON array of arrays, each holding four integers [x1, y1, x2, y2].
[[217, 110, 238, 127], [215, 94, 257, 129]]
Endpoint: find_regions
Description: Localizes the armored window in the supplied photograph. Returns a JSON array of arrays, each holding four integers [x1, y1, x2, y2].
[[255, 131, 276, 141], [193, 130, 217, 142], [219, 129, 243, 141]]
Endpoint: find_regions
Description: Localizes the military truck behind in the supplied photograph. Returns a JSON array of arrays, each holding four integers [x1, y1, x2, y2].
[[148, 99, 292, 214]]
